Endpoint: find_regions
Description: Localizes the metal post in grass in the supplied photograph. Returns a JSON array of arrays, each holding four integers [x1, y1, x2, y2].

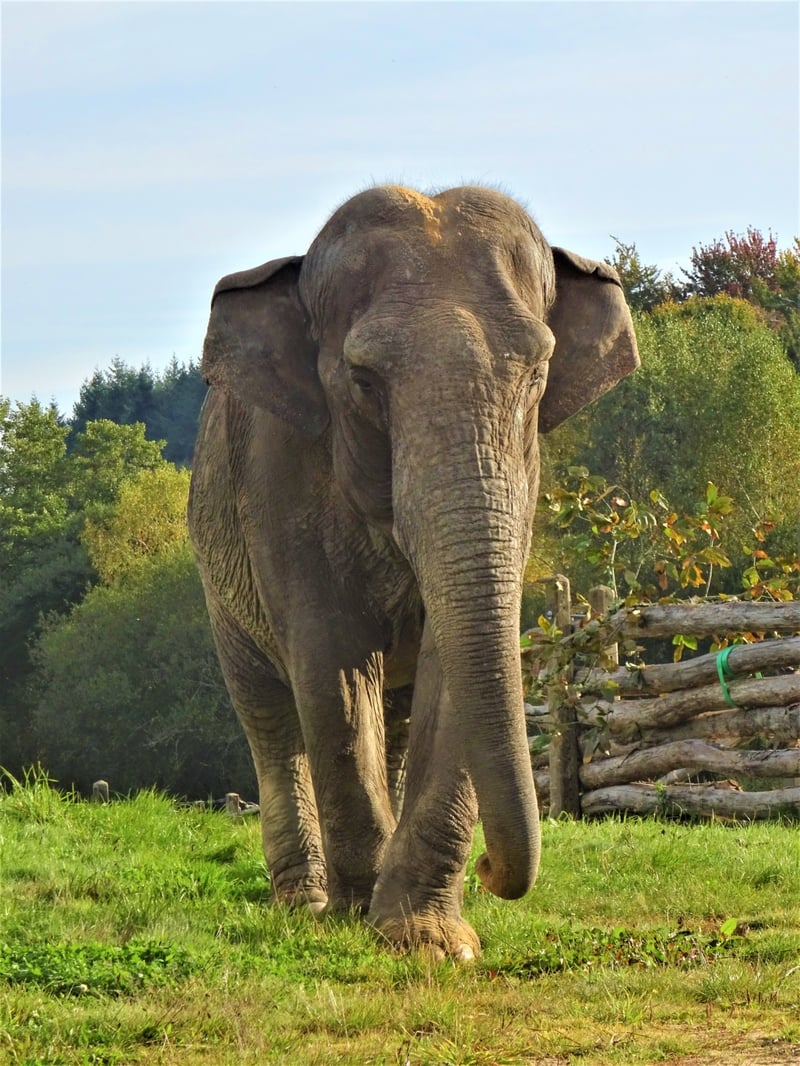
[[545, 575, 581, 818]]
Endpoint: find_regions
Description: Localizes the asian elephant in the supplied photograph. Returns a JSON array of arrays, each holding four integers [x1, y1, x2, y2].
[[188, 185, 639, 959]]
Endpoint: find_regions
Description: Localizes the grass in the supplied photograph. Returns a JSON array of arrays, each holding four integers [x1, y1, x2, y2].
[[1, 768, 798, 1065]]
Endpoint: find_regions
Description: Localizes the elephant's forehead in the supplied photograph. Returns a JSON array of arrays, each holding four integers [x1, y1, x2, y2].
[[322, 185, 534, 250], [302, 185, 554, 323], [382, 187, 442, 242], [366, 190, 443, 250]]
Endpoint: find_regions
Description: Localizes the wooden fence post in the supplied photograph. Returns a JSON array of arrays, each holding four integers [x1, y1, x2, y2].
[[546, 575, 581, 817], [588, 585, 618, 666]]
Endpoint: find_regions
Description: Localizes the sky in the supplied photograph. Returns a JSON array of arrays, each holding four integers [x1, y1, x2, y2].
[[2, 0, 798, 416]]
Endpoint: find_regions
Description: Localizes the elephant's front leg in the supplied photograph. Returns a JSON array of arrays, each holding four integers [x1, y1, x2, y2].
[[206, 602, 328, 911], [294, 656, 397, 913], [368, 625, 480, 959]]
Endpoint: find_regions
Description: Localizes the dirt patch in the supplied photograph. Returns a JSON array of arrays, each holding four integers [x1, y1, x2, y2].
[[644, 1033, 799, 1066]]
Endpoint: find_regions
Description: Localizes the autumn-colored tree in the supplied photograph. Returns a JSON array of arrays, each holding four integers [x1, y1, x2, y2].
[[682, 229, 800, 365], [682, 227, 781, 300]]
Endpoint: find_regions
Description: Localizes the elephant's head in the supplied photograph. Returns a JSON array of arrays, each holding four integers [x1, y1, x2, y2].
[[202, 186, 639, 899]]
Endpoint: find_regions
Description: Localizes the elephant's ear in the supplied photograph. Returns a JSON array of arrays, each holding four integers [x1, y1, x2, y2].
[[201, 255, 328, 436], [539, 248, 640, 433]]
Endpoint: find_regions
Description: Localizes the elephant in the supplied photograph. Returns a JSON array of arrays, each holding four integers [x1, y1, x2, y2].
[[188, 185, 639, 959]]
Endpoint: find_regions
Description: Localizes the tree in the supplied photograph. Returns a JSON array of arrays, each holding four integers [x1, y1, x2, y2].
[[769, 239, 800, 367], [605, 239, 678, 313], [68, 420, 165, 513], [31, 549, 252, 798], [773, 239, 800, 312], [30, 463, 248, 796], [0, 402, 176, 779], [148, 357, 208, 466], [541, 296, 800, 585], [682, 229, 800, 366], [82, 465, 192, 584], [71, 358, 156, 435], [542, 471, 797, 607], [70, 358, 207, 466], [0, 400, 90, 769], [683, 228, 782, 301], [0, 398, 70, 561]]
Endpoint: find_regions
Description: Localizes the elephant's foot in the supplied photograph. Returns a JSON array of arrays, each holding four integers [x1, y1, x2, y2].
[[274, 890, 329, 915], [323, 879, 377, 916], [369, 910, 481, 961], [323, 894, 372, 916], [272, 878, 329, 914]]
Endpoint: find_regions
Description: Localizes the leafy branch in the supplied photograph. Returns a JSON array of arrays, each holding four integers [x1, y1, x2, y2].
[[544, 469, 798, 608]]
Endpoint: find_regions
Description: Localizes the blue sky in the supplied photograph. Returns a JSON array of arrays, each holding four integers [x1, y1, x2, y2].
[[2, 1, 798, 415]]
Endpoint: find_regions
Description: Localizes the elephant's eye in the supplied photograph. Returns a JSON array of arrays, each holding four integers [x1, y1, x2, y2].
[[349, 368, 375, 394], [527, 368, 547, 400], [347, 366, 387, 428]]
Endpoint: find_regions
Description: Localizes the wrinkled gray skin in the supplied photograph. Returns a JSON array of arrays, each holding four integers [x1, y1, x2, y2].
[[189, 186, 639, 959]]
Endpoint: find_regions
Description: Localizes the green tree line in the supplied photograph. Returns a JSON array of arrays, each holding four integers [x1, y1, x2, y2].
[[1, 230, 798, 797], [0, 398, 253, 798], [70, 356, 207, 466]]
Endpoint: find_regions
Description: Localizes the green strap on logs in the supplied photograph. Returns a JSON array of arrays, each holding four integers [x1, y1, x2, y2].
[[716, 646, 738, 708]]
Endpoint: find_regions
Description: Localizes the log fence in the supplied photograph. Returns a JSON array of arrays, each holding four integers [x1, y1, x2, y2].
[[523, 578, 800, 821]]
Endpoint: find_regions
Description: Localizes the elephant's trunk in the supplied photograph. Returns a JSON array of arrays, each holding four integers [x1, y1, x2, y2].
[[393, 429, 541, 900], [430, 569, 540, 899]]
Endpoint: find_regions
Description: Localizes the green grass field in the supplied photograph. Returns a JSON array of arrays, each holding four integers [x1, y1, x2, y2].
[[1, 769, 798, 1065]]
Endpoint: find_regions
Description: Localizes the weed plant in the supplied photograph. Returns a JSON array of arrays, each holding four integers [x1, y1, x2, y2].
[[1, 767, 798, 1064]]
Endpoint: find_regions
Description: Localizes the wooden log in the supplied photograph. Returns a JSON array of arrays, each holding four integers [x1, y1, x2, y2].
[[546, 575, 582, 818], [613, 704, 800, 751], [579, 739, 800, 789], [658, 768, 694, 785], [614, 600, 800, 640], [525, 702, 550, 723], [551, 603, 799, 684], [581, 783, 800, 820], [579, 674, 800, 741], [578, 636, 800, 696]]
